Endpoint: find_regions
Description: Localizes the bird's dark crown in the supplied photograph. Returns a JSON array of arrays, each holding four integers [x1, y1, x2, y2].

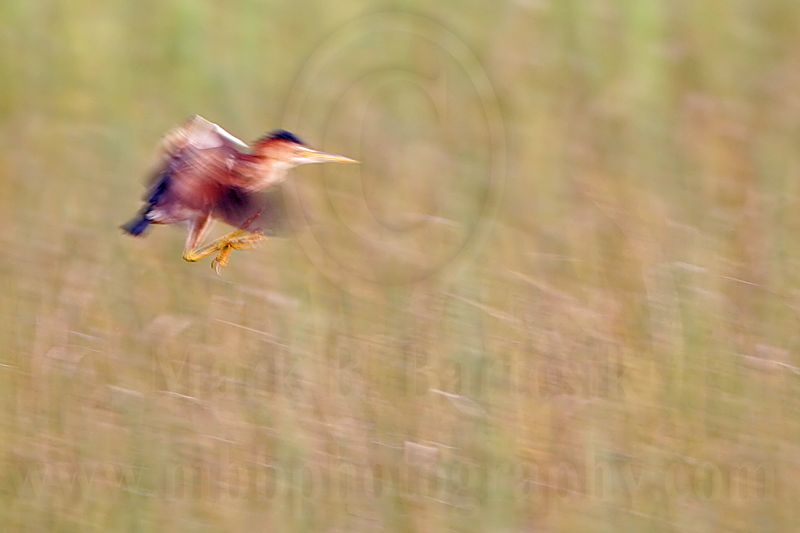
[[259, 129, 304, 145]]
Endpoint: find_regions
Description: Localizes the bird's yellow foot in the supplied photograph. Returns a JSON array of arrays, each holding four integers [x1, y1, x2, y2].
[[210, 232, 265, 274]]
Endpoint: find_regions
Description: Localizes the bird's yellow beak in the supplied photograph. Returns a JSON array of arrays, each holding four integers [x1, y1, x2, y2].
[[295, 146, 359, 165]]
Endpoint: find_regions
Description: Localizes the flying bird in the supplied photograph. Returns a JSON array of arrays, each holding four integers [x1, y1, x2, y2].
[[122, 115, 357, 273]]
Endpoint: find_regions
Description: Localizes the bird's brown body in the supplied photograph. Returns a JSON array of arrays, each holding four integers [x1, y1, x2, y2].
[[122, 115, 356, 272]]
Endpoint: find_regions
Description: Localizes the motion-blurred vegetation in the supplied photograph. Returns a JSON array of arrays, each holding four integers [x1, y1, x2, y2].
[[1, 0, 799, 531]]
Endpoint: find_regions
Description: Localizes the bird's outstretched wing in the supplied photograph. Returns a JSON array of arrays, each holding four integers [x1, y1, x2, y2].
[[155, 114, 248, 164], [144, 115, 248, 216]]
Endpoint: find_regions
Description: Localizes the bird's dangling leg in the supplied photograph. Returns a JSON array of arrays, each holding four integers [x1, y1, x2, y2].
[[183, 229, 265, 274], [181, 215, 264, 274], [208, 230, 265, 274]]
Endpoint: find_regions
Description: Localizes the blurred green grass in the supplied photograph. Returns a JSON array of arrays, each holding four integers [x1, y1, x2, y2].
[[1, 0, 800, 531]]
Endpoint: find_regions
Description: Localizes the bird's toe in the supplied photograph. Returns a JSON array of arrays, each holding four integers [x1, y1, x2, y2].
[[228, 232, 265, 250], [211, 245, 233, 275]]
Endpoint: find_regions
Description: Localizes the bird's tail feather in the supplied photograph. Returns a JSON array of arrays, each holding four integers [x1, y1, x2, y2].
[[121, 213, 151, 236], [122, 171, 171, 237]]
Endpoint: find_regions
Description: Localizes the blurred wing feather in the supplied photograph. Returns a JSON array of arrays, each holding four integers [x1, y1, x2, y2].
[[157, 114, 247, 157], [144, 116, 248, 211]]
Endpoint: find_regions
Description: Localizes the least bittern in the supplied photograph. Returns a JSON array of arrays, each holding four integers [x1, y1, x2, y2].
[[122, 115, 357, 273]]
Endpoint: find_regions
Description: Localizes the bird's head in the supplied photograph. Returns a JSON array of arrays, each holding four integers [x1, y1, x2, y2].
[[253, 130, 358, 167]]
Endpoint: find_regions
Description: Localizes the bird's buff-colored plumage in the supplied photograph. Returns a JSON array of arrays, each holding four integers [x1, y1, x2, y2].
[[121, 115, 357, 274]]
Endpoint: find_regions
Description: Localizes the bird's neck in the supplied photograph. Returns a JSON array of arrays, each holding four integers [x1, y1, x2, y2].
[[241, 155, 291, 191]]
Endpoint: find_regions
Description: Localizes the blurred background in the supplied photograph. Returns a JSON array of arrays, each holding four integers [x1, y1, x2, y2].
[[1, 0, 799, 531]]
